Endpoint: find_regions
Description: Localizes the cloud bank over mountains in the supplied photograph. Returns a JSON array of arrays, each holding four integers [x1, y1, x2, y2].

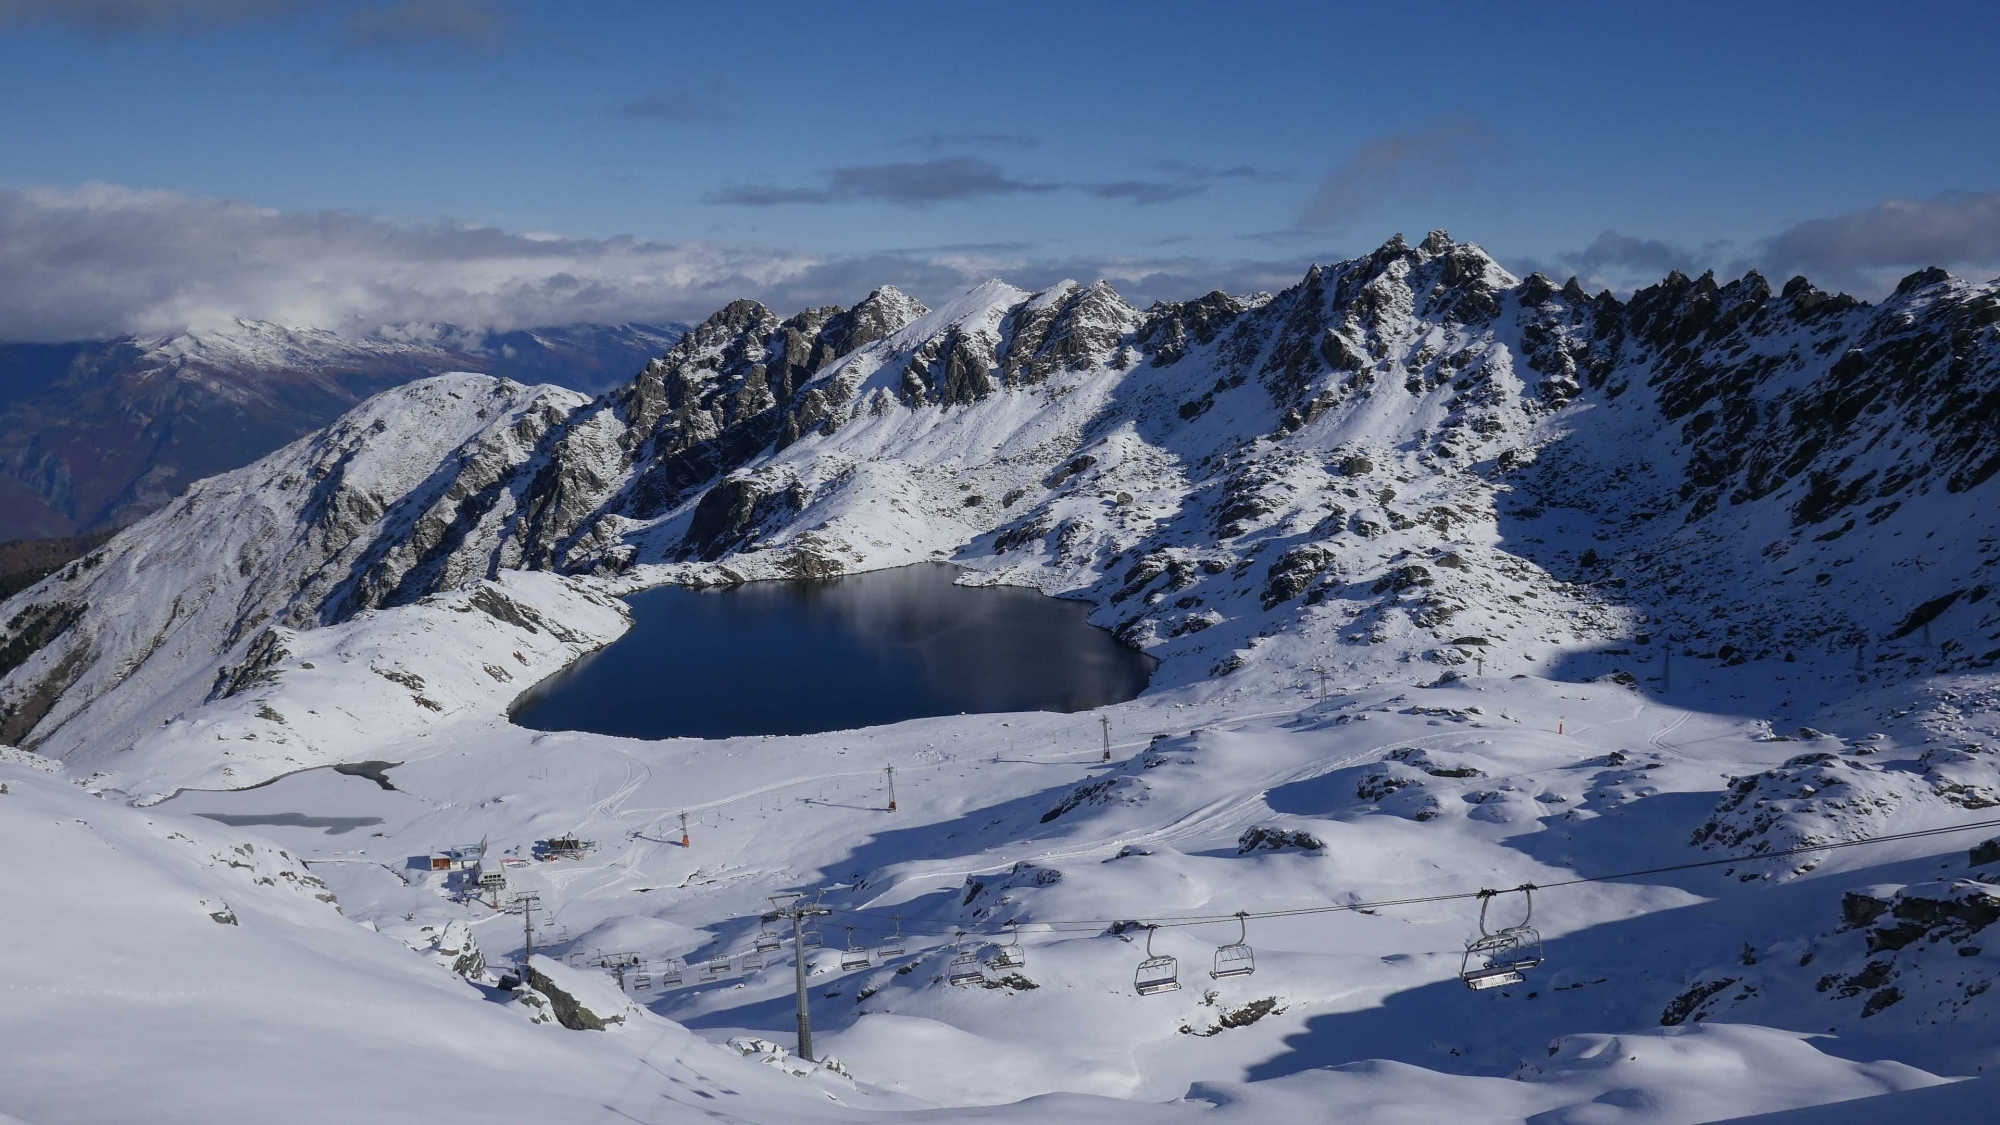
[[1515, 193, 2000, 299], [0, 183, 816, 340], [0, 182, 1328, 342], [3, 178, 1997, 344]]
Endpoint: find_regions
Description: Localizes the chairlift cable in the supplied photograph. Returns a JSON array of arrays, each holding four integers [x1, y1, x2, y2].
[[791, 814, 2000, 938]]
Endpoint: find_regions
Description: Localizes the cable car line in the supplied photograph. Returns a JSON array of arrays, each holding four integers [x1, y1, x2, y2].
[[658, 816, 2000, 982], [788, 813, 2000, 938]]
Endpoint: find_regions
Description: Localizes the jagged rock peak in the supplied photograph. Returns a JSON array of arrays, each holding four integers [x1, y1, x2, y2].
[[1895, 266, 1954, 297], [842, 285, 930, 345], [1000, 278, 1141, 384]]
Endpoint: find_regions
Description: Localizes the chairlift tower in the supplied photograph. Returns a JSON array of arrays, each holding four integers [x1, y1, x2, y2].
[[885, 765, 897, 812], [679, 811, 690, 848], [1101, 714, 1112, 763], [511, 892, 542, 979], [769, 893, 833, 1062]]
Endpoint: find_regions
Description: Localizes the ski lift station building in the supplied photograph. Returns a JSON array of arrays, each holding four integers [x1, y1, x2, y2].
[[471, 858, 507, 893], [425, 846, 480, 872]]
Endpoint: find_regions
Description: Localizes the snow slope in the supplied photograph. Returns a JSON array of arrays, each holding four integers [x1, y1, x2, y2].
[[0, 754, 863, 1125], [2, 233, 1999, 1122]]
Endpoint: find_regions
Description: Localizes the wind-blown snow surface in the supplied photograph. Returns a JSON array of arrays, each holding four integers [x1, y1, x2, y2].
[[2, 232, 1999, 1122]]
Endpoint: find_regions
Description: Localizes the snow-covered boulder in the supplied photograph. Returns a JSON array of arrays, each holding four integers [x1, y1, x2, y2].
[[521, 956, 635, 1031]]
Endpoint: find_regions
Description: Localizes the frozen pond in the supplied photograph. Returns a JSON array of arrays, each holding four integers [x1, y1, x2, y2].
[[192, 812, 383, 836], [163, 762, 417, 842], [511, 563, 1153, 740]]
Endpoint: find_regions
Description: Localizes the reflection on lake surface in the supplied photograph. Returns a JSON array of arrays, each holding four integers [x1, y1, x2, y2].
[[511, 563, 1153, 739]]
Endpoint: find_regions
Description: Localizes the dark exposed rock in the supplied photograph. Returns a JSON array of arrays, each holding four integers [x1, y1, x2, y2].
[[0, 599, 85, 679], [1139, 290, 1250, 367], [1371, 565, 1433, 595], [1185, 997, 1285, 1035], [1237, 826, 1323, 852], [209, 629, 288, 701], [1661, 976, 1737, 1025], [525, 964, 621, 1031], [1004, 281, 1137, 383], [1971, 837, 2000, 868], [681, 475, 802, 561], [1045, 455, 1097, 488], [1842, 890, 1893, 929], [1262, 545, 1335, 609]]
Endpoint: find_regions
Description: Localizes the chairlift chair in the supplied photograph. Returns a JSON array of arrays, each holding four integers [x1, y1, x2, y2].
[[991, 922, 1026, 969], [661, 961, 684, 987], [947, 932, 985, 987], [1210, 912, 1255, 979], [634, 970, 651, 991], [739, 950, 765, 972], [700, 955, 731, 982], [1459, 886, 1544, 991], [754, 926, 783, 954], [875, 915, 906, 959], [1135, 926, 1181, 996], [802, 926, 824, 949], [840, 927, 872, 971]]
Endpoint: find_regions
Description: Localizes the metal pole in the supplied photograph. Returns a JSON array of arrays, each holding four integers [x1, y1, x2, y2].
[[791, 908, 814, 1062], [515, 892, 540, 980], [680, 811, 689, 847], [885, 765, 897, 812], [1100, 715, 1111, 763]]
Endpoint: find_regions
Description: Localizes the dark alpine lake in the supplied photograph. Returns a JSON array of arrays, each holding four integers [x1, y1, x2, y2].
[[510, 563, 1154, 739]]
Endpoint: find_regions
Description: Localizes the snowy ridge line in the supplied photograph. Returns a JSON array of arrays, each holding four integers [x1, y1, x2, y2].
[[792, 813, 2000, 939]]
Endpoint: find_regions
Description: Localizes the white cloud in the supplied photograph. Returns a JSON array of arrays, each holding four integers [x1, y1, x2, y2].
[[0, 183, 820, 339], [0, 182, 1336, 342], [1750, 191, 2000, 293]]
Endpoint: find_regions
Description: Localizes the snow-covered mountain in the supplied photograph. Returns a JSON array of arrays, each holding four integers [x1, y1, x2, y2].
[[0, 318, 686, 538], [2, 231, 1992, 776], [2, 231, 1999, 1124]]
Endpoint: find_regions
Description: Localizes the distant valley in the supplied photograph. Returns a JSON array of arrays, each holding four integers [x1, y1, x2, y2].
[[0, 319, 685, 539]]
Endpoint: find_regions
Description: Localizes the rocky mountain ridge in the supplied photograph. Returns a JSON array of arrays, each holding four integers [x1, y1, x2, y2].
[[0, 318, 687, 538], [0, 231, 1995, 780]]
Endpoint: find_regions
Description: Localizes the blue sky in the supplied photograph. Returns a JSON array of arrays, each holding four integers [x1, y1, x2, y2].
[[2, 0, 1997, 339]]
